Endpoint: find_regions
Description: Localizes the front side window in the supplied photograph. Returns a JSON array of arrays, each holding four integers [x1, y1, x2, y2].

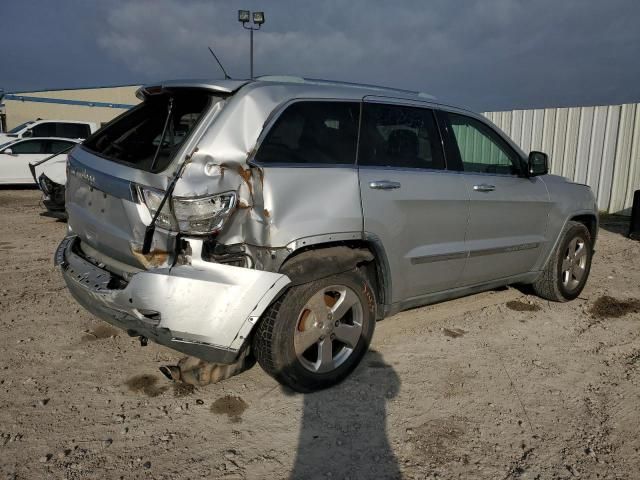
[[254, 101, 359, 165], [447, 113, 521, 175], [358, 103, 445, 170], [84, 91, 213, 172], [8, 140, 45, 154]]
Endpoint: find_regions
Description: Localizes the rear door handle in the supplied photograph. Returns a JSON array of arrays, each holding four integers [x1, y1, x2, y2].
[[473, 184, 495, 192], [369, 180, 401, 190]]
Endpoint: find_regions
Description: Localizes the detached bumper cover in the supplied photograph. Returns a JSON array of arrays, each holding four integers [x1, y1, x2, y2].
[[56, 236, 290, 364]]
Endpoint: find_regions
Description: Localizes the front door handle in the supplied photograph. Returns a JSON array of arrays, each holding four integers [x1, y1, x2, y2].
[[473, 184, 496, 192], [369, 180, 401, 190]]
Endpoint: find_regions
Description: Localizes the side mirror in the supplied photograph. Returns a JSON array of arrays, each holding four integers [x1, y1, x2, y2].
[[23, 129, 33, 138], [527, 151, 548, 177], [1, 148, 13, 155]]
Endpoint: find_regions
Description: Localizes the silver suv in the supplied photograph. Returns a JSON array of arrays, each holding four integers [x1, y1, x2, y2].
[[56, 77, 598, 392]]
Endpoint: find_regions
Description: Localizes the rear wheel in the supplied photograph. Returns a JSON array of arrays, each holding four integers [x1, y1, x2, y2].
[[252, 270, 376, 393], [533, 221, 593, 301]]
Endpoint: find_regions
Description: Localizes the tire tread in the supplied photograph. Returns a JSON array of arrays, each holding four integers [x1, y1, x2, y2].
[[533, 221, 591, 302], [252, 270, 375, 392]]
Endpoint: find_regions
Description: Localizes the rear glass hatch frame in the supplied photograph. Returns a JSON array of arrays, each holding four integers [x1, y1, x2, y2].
[[82, 87, 227, 174]]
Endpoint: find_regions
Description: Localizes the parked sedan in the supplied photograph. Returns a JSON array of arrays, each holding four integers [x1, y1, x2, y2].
[[0, 137, 79, 185]]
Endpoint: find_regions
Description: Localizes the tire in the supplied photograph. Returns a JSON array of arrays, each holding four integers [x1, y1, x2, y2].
[[252, 269, 376, 393], [533, 221, 593, 302]]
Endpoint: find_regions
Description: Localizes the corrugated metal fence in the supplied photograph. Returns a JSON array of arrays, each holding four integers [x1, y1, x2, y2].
[[484, 103, 640, 215]]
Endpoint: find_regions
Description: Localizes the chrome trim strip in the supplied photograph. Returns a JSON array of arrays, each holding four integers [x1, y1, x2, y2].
[[411, 251, 467, 264], [468, 242, 540, 258], [410, 242, 540, 264]]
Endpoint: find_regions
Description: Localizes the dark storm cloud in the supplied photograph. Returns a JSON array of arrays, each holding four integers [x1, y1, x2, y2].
[[1, 0, 639, 111]]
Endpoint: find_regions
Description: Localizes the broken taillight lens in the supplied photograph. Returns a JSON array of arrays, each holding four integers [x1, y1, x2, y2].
[[138, 186, 237, 235]]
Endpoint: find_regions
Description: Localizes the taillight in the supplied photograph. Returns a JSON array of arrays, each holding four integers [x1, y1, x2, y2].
[[138, 186, 236, 235]]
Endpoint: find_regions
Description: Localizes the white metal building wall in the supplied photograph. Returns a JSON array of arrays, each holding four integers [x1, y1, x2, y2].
[[484, 104, 640, 215]]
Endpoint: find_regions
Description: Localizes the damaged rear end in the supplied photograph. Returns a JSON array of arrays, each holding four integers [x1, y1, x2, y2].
[[56, 80, 291, 364]]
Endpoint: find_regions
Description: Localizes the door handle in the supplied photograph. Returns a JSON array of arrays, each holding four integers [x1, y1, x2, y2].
[[369, 180, 401, 190], [473, 184, 495, 192]]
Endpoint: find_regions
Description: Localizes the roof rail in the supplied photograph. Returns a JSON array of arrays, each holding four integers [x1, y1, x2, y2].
[[255, 75, 435, 100]]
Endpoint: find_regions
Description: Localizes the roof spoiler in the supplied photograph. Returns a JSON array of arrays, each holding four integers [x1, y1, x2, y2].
[[136, 79, 251, 101]]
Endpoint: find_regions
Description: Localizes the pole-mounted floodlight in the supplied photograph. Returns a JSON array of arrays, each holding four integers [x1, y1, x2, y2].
[[238, 9, 266, 79], [238, 10, 250, 23], [252, 11, 265, 25]]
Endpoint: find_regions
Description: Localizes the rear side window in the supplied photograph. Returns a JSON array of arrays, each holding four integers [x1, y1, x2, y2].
[[57, 123, 90, 139], [255, 101, 359, 165], [9, 139, 46, 154], [446, 113, 521, 175], [358, 103, 445, 170], [31, 123, 56, 137], [46, 140, 76, 154], [84, 91, 212, 172]]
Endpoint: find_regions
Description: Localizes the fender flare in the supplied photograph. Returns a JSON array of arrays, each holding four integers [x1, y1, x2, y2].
[[279, 245, 374, 286], [537, 210, 598, 272]]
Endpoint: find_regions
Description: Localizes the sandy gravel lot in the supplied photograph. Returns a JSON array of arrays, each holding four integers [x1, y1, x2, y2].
[[0, 188, 639, 480]]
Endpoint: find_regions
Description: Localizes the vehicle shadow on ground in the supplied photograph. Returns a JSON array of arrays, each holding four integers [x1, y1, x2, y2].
[[39, 210, 66, 222], [599, 214, 631, 238], [286, 350, 401, 480]]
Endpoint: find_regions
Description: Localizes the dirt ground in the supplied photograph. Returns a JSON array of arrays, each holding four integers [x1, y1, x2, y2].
[[1, 189, 639, 480]]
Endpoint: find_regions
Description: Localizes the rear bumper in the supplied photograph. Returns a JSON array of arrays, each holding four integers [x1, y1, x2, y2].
[[56, 236, 290, 364]]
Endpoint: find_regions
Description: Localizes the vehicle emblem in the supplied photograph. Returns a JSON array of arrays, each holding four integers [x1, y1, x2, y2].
[[69, 165, 96, 186]]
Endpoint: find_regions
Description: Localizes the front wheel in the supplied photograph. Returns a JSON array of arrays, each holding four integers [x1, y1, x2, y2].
[[533, 221, 593, 302], [252, 270, 376, 393]]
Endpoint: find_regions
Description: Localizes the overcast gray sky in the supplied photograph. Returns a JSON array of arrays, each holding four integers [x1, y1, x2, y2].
[[1, 0, 639, 111]]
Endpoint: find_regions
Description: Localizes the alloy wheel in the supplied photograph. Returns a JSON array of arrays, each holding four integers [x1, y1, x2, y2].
[[561, 236, 587, 291], [293, 285, 363, 373]]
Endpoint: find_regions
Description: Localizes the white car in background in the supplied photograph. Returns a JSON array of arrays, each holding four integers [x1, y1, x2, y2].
[[0, 136, 78, 181], [0, 119, 98, 144]]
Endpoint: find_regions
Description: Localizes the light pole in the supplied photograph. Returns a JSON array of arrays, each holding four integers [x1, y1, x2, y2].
[[238, 10, 265, 79]]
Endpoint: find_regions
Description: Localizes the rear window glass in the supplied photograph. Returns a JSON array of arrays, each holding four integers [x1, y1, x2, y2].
[[84, 91, 212, 172], [255, 101, 359, 165]]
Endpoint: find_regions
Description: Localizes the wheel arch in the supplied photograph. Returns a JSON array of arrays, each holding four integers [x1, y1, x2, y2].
[[569, 213, 598, 247], [278, 238, 392, 320], [535, 210, 597, 279]]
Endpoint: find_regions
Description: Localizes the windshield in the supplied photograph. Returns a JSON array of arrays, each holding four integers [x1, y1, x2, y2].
[[8, 122, 32, 134], [83, 90, 215, 172]]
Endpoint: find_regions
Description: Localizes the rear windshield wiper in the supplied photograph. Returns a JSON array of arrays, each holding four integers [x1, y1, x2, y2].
[[150, 97, 174, 171]]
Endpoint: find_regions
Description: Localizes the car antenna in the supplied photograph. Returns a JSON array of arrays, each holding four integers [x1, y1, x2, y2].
[[208, 46, 231, 79]]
